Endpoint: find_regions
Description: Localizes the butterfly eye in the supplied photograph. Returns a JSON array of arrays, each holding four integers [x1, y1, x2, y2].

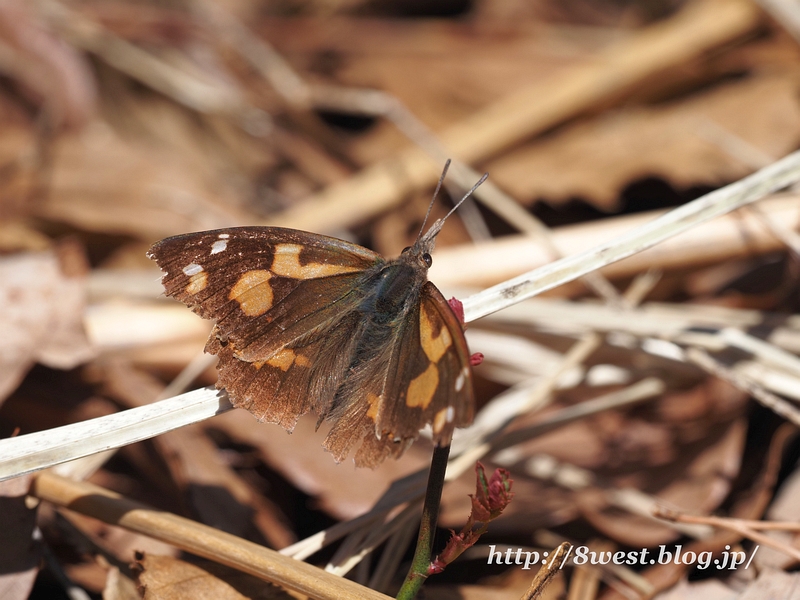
[[422, 252, 432, 267]]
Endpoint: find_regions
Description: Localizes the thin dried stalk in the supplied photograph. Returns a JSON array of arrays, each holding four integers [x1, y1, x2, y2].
[[432, 194, 800, 290], [29, 473, 391, 600], [655, 508, 800, 563], [463, 151, 800, 321], [520, 542, 572, 600], [687, 348, 800, 427], [0, 387, 229, 481]]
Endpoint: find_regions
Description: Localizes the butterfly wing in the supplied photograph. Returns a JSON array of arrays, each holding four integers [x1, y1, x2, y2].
[[148, 226, 382, 429], [323, 281, 474, 467], [150, 227, 475, 467]]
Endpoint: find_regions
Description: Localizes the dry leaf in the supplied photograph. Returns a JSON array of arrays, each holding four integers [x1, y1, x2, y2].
[[36, 119, 251, 239], [261, 16, 608, 133], [0, 242, 93, 404], [737, 568, 800, 600], [0, 0, 96, 129], [103, 566, 142, 600], [209, 409, 429, 520], [488, 72, 800, 209], [652, 578, 737, 600], [579, 418, 748, 547], [134, 553, 293, 600]]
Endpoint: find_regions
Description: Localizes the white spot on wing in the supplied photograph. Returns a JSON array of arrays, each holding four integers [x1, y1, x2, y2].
[[446, 406, 455, 422], [211, 239, 228, 255], [455, 367, 468, 392], [218, 233, 230, 239], [182, 263, 203, 276]]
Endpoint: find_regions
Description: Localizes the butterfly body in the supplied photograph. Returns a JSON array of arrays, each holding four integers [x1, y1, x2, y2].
[[149, 225, 474, 467]]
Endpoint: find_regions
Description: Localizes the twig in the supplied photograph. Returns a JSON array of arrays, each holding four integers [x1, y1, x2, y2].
[[754, 0, 800, 44], [280, 470, 427, 560], [686, 347, 800, 428], [490, 377, 665, 454], [655, 508, 800, 563], [519, 542, 571, 600], [720, 328, 800, 377], [0, 387, 230, 481], [30, 472, 391, 600], [431, 194, 800, 290], [326, 503, 420, 577], [463, 149, 800, 321], [395, 444, 451, 600]]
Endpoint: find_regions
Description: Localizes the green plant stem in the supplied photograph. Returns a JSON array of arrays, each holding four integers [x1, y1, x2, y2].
[[395, 443, 451, 600]]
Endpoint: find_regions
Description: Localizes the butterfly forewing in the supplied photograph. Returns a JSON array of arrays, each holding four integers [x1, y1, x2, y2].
[[148, 227, 380, 329], [149, 226, 382, 423]]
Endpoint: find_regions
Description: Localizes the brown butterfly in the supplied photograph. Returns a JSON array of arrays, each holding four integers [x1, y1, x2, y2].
[[148, 167, 484, 467]]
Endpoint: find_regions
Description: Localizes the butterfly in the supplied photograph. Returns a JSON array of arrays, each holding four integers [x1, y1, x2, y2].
[[148, 166, 484, 467]]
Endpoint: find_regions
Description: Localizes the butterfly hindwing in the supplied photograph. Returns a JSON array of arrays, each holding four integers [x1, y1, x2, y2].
[[376, 282, 474, 444], [321, 281, 474, 467], [207, 310, 367, 431]]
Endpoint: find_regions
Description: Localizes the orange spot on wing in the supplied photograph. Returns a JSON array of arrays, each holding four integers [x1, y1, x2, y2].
[[432, 407, 451, 434], [366, 393, 380, 420], [230, 270, 273, 316], [267, 348, 297, 371], [272, 243, 362, 279], [185, 271, 208, 295], [420, 306, 452, 363], [406, 363, 438, 409]]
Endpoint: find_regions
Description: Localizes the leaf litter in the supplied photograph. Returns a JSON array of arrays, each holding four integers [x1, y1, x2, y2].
[[1, 0, 800, 599]]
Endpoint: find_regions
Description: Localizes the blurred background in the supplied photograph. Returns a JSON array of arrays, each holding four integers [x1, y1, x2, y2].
[[2, 0, 800, 598]]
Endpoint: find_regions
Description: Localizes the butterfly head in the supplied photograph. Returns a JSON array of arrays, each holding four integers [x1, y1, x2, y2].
[[402, 162, 488, 269]]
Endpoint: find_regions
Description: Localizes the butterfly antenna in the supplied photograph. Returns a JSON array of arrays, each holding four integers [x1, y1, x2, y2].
[[417, 159, 451, 240], [441, 171, 489, 223]]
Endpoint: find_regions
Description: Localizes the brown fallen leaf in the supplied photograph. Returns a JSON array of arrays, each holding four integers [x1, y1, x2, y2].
[[599, 422, 795, 600], [35, 118, 251, 239], [133, 553, 294, 600], [651, 578, 737, 600], [579, 417, 748, 547], [0, 0, 96, 129], [488, 72, 800, 210], [208, 409, 430, 520], [0, 241, 94, 405], [736, 567, 800, 600], [103, 566, 142, 600]]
